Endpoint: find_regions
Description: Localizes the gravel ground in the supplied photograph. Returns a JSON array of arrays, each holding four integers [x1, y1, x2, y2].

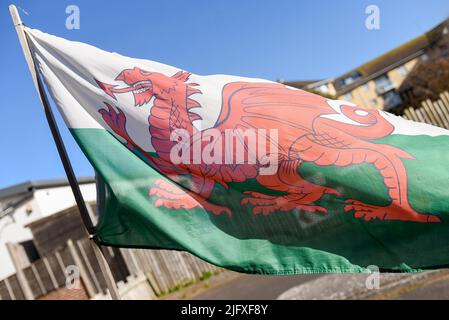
[[277, 270, 449, 300]]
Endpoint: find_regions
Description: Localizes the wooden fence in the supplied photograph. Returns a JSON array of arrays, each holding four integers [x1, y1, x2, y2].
[[0, 239, 121, 300], [0, 238, 221, 300], [402, 91, 449, 128], [120, 248, 221, 296]]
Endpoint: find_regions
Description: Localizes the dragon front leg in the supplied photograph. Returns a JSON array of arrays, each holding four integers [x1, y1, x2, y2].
[[98, 102, 135, 149], [98, 102, 159, 166]]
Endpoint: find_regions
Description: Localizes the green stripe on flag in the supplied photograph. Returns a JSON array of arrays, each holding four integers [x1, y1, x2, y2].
[[71, 128, 449, 274]]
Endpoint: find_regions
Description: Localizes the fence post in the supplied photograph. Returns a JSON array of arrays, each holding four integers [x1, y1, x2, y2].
[[4, 277, 16, 300], [42, 257, 59, 289], [91, 243, 121, 300], [5, 242, 33, 300], [66, 239, 96, 298]]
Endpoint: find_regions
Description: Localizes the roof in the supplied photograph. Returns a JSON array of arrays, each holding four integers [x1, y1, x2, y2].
[[24, 201, 96, 229], [0, 193, 33, 220], [281, 80, 322, 89], [332, 35, 430, 95], [0, 177, 95, 201]]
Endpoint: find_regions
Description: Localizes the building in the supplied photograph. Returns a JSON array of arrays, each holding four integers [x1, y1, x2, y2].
[[0, 177, 220, 300], [282, 18, 449, 113], [0, 178, 96, 279]]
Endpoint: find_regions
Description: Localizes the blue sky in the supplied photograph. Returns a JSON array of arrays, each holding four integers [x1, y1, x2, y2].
[[0, 0, 448, 188]]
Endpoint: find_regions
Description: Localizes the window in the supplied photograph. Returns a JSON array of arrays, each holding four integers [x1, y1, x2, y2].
[[397, 65, 408, 77], [374, 74, 394, 94], [344, 72, 362, 85], [382, 90, 402, 111], [317, 84, 329, 94], [312, 84, 329, 94], [20, 240, 40, 263], [337, 72, 362, 87], [343, 92, 353, 101], [344, 78, 354, 85]]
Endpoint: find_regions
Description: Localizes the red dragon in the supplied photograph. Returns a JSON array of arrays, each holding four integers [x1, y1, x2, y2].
[[96, 67, 440, 223]]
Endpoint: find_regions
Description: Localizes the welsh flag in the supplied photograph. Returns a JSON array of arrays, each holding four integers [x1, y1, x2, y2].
[[25, 27, 449, 274]]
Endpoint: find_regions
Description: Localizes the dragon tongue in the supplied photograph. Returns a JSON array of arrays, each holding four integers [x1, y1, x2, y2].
[[96, 80, 117, 99]]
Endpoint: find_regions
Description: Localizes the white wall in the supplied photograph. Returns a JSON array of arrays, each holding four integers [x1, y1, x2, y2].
[[0, 183, 96, 279], [33, 183, 96, 219], [0, 198, 40, 279]]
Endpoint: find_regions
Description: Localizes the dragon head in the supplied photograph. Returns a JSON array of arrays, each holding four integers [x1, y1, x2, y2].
[[96, 67, 200, 111], [96, 67, 159, 107]]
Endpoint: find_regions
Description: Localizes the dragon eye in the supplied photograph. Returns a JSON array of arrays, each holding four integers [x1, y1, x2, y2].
[[355, 109, 369, 116]]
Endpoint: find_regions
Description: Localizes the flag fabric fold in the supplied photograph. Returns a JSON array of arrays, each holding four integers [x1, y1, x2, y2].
[[25, 27, 449, 274]]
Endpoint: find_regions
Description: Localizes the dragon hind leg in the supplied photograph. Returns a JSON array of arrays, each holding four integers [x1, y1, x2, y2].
[[291, 134, 441, 223], [342, 148, 441, 223], [241, 159, 340, 215]]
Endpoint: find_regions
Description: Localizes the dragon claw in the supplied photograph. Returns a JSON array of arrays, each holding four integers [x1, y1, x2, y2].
[[98, 102, 133, 146], [241, 192, 327, 215], [344, 199, 440, 223]]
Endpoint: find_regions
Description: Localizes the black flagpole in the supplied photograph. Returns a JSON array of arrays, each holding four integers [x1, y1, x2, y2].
[[31, 58, 97, 235], [9, 4, 120, 300], [10, 5, 95, 236]]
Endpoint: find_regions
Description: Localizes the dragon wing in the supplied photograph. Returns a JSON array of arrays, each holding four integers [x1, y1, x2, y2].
[[214, 82, 334, 155]]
